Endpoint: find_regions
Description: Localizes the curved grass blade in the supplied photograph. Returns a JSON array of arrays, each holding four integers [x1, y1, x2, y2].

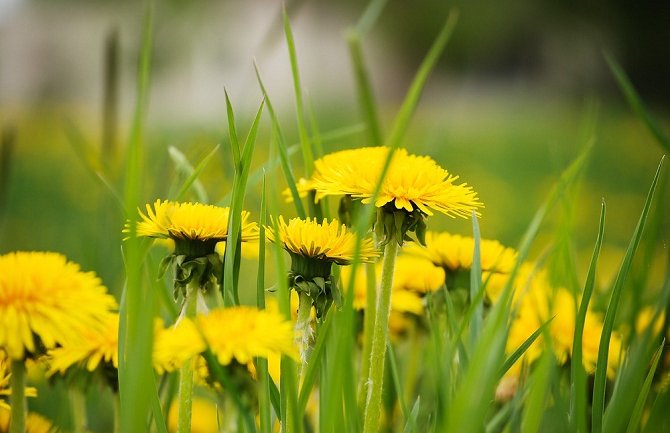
[[119, 2, 156, 432], [254, 62, 306, 219], [387, 342, 409, 422], [469, 211, 483, 346], [625, 340, 665, 433], [592, 156, 665, 433], [499, 317, 553, 379], [282, 8, 314, 178], [256, 175, 271, 433], [570, 199, 605, 433], [225, 89, 241, 167], [222, 99, 264, 306], [521, 351, 554, 433], [170, 144, 219, 202], [402, 397, 421, 433], [604, 52, 670, 153], [386, 10, 458, 148]]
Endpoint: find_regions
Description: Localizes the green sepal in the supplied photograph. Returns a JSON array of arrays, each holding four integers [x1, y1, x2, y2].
[[167, 252, 224, 300], [290, 273, 335, 320], [157, 254, 175, 280], [375, 205, 428, 247]]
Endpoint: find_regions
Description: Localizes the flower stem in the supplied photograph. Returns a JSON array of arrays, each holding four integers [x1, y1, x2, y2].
[[113, 393, 121, 433], [357, 261, 378, 410], [10, 360, 26, 433], [363, 240, 399, 433], [295, 290, 314, 381], [70, 388, 88, 433], [177, 285, 199, 433]]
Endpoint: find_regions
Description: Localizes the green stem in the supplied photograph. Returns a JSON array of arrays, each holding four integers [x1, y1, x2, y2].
[[296, 290, 314, 381], [70, 388, 88, 433], [358, 261, 378, 410], [177, 285, 199, 433], [9, 360, 26, 433], [113, 393, 121, 433], [363, 240, 399, 433]]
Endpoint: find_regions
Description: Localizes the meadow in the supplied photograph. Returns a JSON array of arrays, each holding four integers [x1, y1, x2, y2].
[[0, 1, 669, 433]]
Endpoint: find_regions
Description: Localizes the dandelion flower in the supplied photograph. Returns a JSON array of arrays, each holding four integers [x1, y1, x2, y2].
[[133, 199, 258, 244], [310, 147, 482, 243], [0, 252, 117, 360], [404, 231, 517, 274], [129, 200, 259, 300], [393, 255, 445, 294], [47, 313, 119, 378], [269, 216, 379, 319], [154, 306, 298, 372], [0, 406, 56, 433]]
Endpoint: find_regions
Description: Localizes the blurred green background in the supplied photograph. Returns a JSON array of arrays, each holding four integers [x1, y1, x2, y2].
[[0, 0, 668, 304]]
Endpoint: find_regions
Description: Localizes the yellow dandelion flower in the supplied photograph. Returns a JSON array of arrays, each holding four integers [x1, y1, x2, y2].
[[310, 147, 482, 217], [0, 406, 56, 433], [47, 313, 119, 375], [393, 255, 445, 294], [133, 199, 258, 243], [269, 217, 378, 266], [404, 231, 517, 274], [0, 252, 117, 360], [154, 307, 298, 373]]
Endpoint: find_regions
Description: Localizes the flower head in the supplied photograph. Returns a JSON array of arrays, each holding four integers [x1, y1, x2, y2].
[[0, 252, 117, 360], [403, 231, 517, 274], [133, 199, 258, 244], [153, 306, 298, 374], [47, 313, 120, 384], [310, 147, 482, 217], [0, 406, 56, 433], [269, 216, 379, 318]]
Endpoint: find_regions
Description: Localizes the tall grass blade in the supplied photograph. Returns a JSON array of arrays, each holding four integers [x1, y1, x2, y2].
[[347, 33, 383, 147], [222, 99, 264, 306], [119, 2, 156, 432], [170, 144, 219, 202], [521, 351, 553, 433], [592, 156, 665, 433], [385, 10, 458, 148], [444, 144, 592, 433], [570, 200, 605, 433], [386, 342, 409, 421], [225, 89, 241, 167], [402, 397, 421, 433], [499, 318, 553, 379], [625, 340, 665, 433], [256, 175, 272, 433], [282, 8, 314, 178], [604, 52, 670, 152], [469, 211, 483, 346], [254, 62, 307, 219], [102, 27, 120, 164]]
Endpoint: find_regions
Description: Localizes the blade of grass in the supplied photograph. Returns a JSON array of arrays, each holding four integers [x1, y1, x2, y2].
[[222, 99, 264, 306], [149, 372, 169, 433], [444, 144, 592, 433], [521, 350, 554, 433], [256, 175, 271, 433], [298, 308, 334, 413], [604, 52, 670, 153], [102, 27, 120, 164], [385, 10, 458, 148], [625, 340, 665, 433], [402, 397, 421, 433], [387, 342, 410, 423], [119, 2, 156, 433], [469, 211, 483, 346], [225, 89, 241, 167], [570, 199, 606, 433], [347, 32, 383, 147], [282, 8, 314, 178], [170, 144, 219, 202], [254, 62, 307, 219], [499, 318, 553, 379], [592, 156, 665, 433]]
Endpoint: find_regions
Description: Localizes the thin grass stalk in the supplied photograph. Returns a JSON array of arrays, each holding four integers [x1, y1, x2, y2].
[[119, 3, 156, 432], [9, 360, 26, 433], [363, 240, 399, 433], [113, 393, 121, 433], [70, 388, 88, 433], [177, 284, 199, 433], [295, 291, 314, 380], [592, 157, 664, 433], [257, 176, 272, 433], [347, 33, 383, 147], [102, 27, 119, 163], [357, 261, 377, 408], [570, 200, 605, 433]]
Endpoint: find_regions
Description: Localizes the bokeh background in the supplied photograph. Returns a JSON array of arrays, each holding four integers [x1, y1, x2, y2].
[[0, 0, 668, 321]]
